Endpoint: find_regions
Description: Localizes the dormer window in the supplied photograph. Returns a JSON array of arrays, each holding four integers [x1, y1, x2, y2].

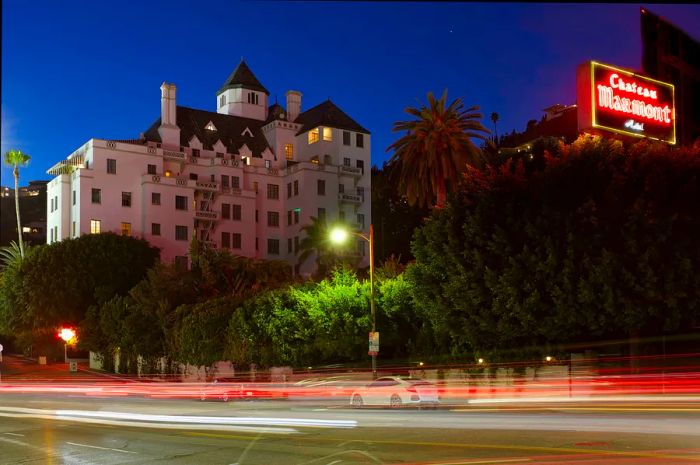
[[247, 92, 259, 105], [241, 127, 253, 137], [308, 128, 320, 144], [205, 121, 217, 131]]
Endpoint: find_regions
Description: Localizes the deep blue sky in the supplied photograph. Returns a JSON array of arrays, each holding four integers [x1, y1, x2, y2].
[[2, 1, 700, 184]]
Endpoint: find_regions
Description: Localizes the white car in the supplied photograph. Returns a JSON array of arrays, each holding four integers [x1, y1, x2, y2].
[[350, 377, 439, 408]]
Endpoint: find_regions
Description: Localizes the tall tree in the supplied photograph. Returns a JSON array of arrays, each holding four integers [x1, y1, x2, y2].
[[490, 112, 499, 143], [297, 216, 352, 277], [3, 149, 31, 258], [387, 90, 490, 208]]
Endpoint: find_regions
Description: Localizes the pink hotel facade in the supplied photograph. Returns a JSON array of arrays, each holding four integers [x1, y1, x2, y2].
[[46, 61, 371, 275]]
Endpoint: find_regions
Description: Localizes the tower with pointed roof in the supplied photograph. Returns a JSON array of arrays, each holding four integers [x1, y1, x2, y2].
[[217, 60, 269, 121]]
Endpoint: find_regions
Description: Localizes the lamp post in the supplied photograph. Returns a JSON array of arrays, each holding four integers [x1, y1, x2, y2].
[[58, 327, 76, 364], [330, 224, 377, 379]]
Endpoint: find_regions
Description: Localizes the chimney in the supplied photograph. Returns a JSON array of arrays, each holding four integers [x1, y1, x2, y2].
[[286, 90, 302, 122], [158, 82, 180, 148]]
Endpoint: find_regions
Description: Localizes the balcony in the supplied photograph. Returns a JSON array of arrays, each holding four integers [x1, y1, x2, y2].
[[339, 192, 362, 205], [339, 165, 363, 178], [163, 150, 186, 161], [195, 181, 219, 192], [195, 210, 219, 221]]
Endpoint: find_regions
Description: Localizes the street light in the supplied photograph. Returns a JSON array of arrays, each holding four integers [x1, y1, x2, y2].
[[58, 327, 76, 364], [329, 223, 377, 379]]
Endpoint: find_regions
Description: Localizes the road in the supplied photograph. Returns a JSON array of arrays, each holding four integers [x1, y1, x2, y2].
[[0, 393, 698, 464]]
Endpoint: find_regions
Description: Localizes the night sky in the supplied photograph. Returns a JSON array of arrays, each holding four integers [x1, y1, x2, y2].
[[2, 1, 700, 184]]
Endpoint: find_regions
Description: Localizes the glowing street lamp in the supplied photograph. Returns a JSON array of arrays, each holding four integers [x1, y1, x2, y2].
[[58, 327, 77, 363], [330, 223, 377, 379]]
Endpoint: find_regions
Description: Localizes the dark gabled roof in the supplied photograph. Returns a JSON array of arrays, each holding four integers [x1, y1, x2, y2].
[[217, 60, 269, 95], [142, 106, 272, 158], [294, 99, 370, 135], [265, 103, 288, 124]]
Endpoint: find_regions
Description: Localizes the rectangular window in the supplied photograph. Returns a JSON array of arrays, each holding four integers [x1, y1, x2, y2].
[[356, 133, 364, 148], [50, 228, 53, 242], [255, 237, 259, 251], [152, 223, 161, 236], [293, 180, 299, 196], [216, 152, 224, 158], [72, 190, 76, 206], [285, 144, 293, 160], [50, 197, 53, 212], [253, 181, 258, 193], [175, 195, 187, 210], [323, 127, 333, 141], [267, 184, 279, 200], [92, 188, 101, 204], [222, 203, 230, 220], [343, 157, 351, 166], [147, 164, 157, 175], [255, 209, 259, 223], [356, 159, 364, 173], [221, 175, 229, 188], [192, 148, 200, 157], [287, 238, 292, 254], [90, 220, 101, 234], [72, 221, 76, 237], [357, 186, 365, 201], [189, 173, 198, 180], [287, 210, 292, 226], [120, 222, 131, 236], [232, 176, 240, 189], [358, 213, 365, 228], [339, 184, 345, 194], [107, 158, 117, 174], [54, 226, 58, 241], [175, 225, 188, 241], [55, 196, 58, 212], [221, 231, 230, 249], [294, 236, 299, 253], [308, 127, 319, 144], [294, 210, 299, 224], [267, 211, 280, 227], [267, 238, 280, 255], [247, 92, 259, 105], [232, 233, 241, 249], [317, 179, 325, 196], [232, 204, 242, 220], [287, 182, 292, 198], [265, 159, 271, 169], [122, 192, 132, 207], [152, 192, 161, 205], [343, 131, 351, 146], [318, 208, 326, 221]]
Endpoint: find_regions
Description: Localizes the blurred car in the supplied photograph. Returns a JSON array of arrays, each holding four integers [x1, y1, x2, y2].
[[350, 377, 439, 408], [199, 379, 288, 402]]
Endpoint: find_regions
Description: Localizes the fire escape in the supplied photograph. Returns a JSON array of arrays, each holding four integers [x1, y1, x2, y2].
[[194, 180, 220, 248]]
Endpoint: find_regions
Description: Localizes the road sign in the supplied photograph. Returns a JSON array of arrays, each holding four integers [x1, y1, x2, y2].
[[69, 361, 78, 372], [368, 331, 379, 355]]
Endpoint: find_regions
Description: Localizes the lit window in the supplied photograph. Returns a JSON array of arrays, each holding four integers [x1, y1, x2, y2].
[[205, 121, 217, 131], [323, 127, 332, 141], [121, 222, 131, 236], [308, 128, 319, 144], [90, 220, 101, 234], [165, 170, 172, 177], [285, 144, 293, 160]]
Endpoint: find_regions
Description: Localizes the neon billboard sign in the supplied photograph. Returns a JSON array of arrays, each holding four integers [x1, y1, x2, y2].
[[577, 61, 675, 144]]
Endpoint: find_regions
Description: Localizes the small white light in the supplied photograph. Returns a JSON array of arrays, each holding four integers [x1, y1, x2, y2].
[[330, 228, 348, 244], [477, 358, 484, 364]]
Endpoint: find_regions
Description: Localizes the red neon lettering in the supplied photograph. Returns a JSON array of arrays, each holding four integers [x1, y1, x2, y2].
[[607, 73, 658, 100], [597, 84, 672, 124]]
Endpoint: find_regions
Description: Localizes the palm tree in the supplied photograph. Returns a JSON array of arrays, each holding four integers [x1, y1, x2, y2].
[[4, 149, 31, 258], [297, 216, 330, 272], [490, 112, 499, 143], [387, 90, 490, 208]]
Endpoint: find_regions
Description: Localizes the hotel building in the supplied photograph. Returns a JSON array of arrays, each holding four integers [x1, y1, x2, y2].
[[46, 61, 371, 275]]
